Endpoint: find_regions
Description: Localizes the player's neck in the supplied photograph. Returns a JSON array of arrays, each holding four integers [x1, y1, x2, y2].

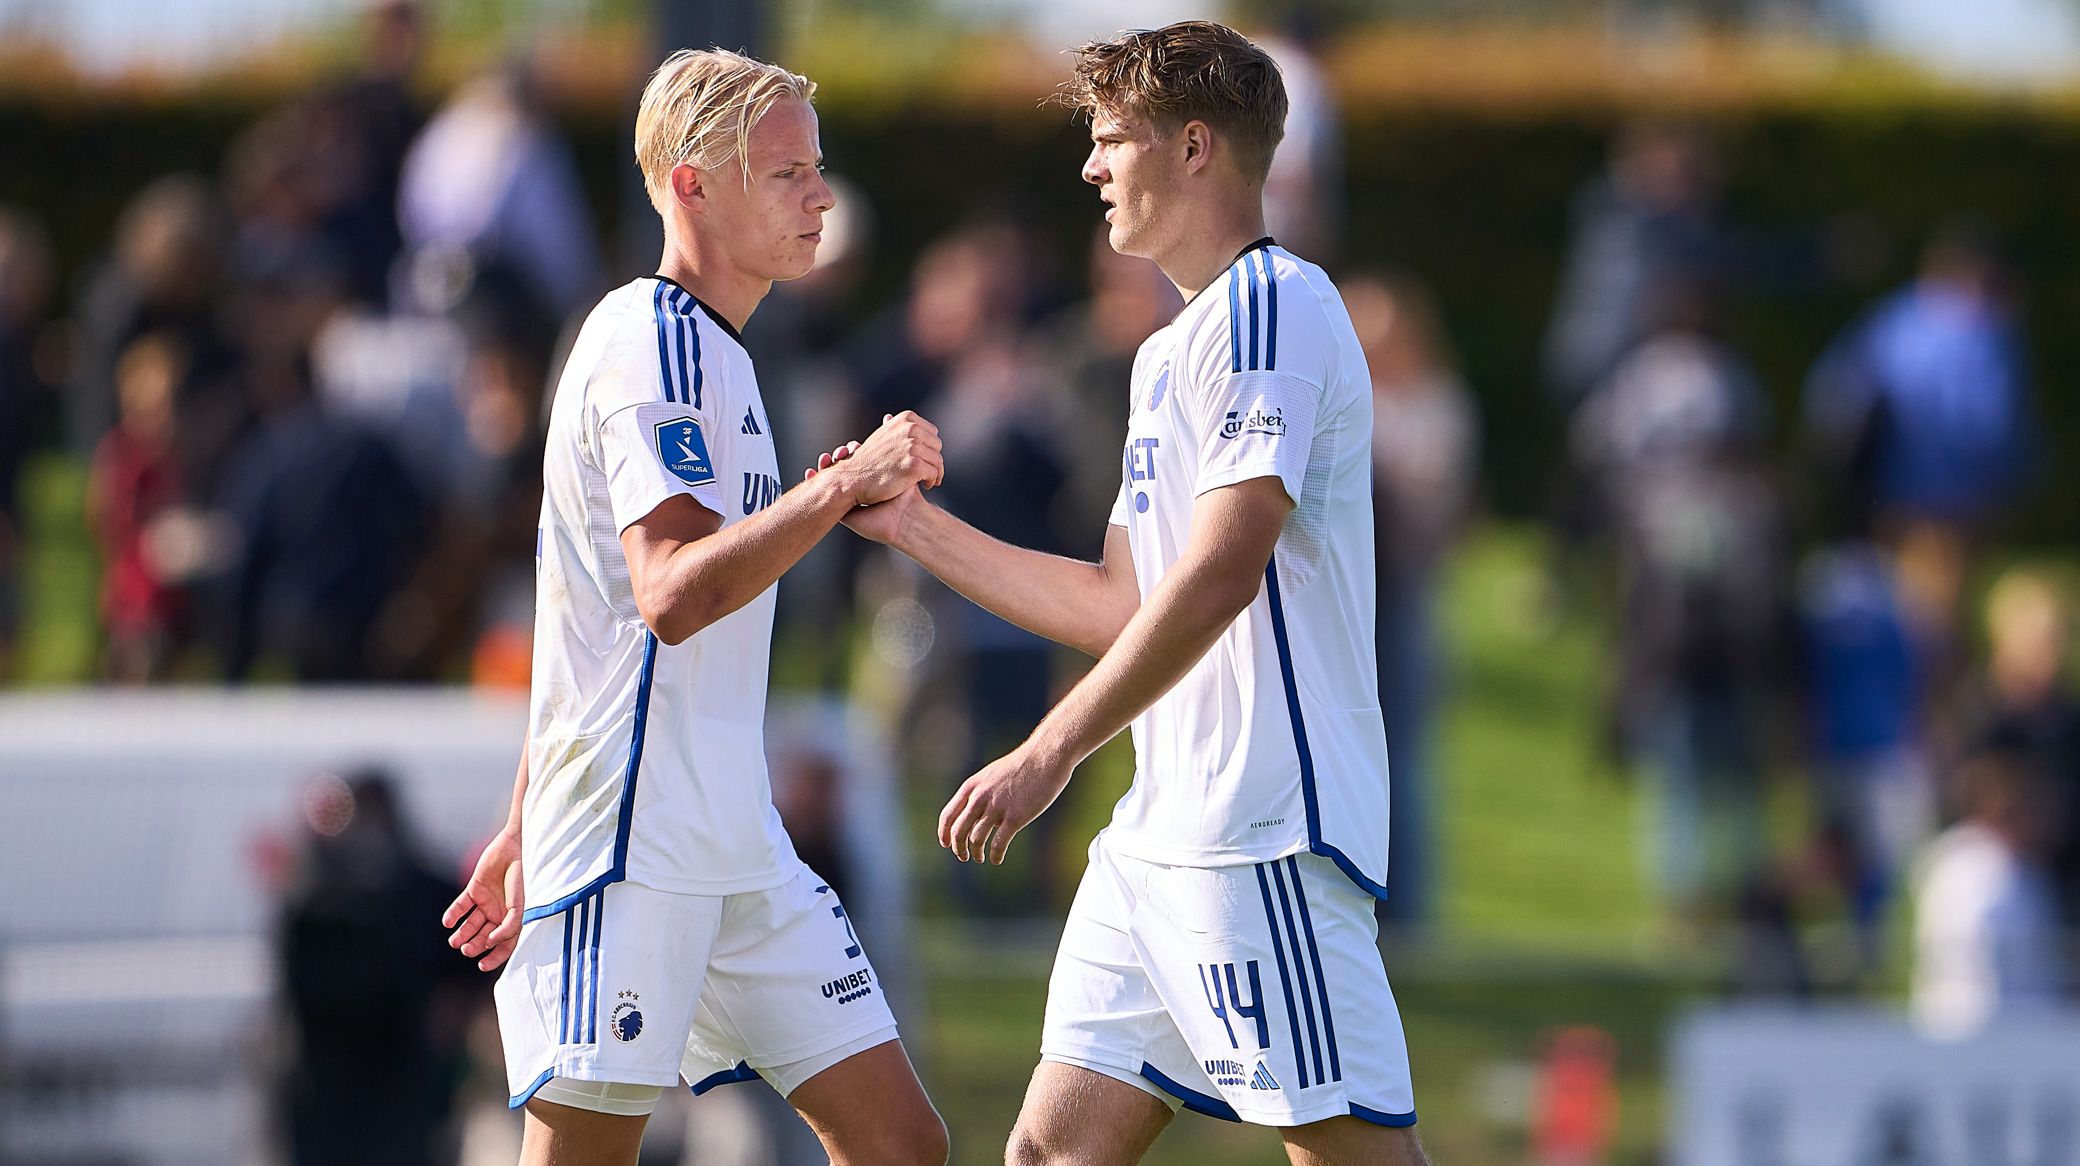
[[1155, 199, 1269, 302], [656, 238, 770, 334]]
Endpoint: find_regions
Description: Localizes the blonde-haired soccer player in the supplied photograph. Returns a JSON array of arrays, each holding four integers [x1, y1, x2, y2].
[[441, 48, 948, 1166], [833, 21, 1428, 1166]]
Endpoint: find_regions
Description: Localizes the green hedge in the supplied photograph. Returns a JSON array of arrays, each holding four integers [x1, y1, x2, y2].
[[5, 94, 2074, 538]]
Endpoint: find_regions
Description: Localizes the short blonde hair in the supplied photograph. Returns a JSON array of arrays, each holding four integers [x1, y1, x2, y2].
[[635, 48, 817, 212]]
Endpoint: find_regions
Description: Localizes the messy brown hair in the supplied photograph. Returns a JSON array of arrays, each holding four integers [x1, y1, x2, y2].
[[1051, 21, 1288, 182]]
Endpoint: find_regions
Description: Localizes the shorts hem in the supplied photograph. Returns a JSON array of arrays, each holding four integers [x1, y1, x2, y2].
[[1038, 1047, 1176, 1108], [755, 1024, 902, 1098], [743, 1013, 901, 1070], [507, 1060, 683, 1108]]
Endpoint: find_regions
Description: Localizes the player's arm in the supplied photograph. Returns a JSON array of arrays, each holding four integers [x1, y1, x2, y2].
[[939, 476, 1290, 862], [622, 412, 940, 644], [443, 746, 528, 971], [846, 491, 1139, 657]]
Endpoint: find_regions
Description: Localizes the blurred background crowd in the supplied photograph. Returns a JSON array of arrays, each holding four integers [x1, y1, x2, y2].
[[1, 0, 2078, 1164]]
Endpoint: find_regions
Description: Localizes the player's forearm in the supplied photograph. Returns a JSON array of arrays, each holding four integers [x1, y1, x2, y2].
[[502, 746, 528, 834], [1025, 550, 1261, 768], [895, 502, 1135, 657], [650, 473, 858, 643]]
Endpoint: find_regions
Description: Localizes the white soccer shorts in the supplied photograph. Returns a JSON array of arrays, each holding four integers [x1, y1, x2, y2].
[[1040, 831, 1417, 1128], [496, 866, 898, 1114]]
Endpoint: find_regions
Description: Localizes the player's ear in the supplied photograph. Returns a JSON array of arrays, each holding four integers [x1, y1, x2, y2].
[[1181, 121, 1214, 175], [671, 162, 704, 212]]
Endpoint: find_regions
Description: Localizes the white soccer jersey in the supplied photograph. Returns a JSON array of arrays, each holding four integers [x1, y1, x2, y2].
[[1105, 241, 1391, 898], [523, 275, 797, 920]]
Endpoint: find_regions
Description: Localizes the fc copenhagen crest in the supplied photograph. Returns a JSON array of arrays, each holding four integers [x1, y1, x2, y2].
[[656, 417, 716, 486]]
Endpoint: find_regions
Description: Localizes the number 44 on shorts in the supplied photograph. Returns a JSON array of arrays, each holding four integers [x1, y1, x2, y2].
[[1201, 960, 1271, 1050]]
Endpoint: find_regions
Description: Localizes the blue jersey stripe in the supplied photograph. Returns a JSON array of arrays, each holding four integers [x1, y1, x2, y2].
[[671, 295, 697, 409], [652, 282, 677, 403], [1244, 257, 1260, 371], [1227, 267, 1243, 373], [1255, 862, 1310, 1088], [1287, 856, 1342, 1082], [1270, 859, 1325, 1088], [1261, 251, 1278, 371], [1263, 564, 1393, 901]]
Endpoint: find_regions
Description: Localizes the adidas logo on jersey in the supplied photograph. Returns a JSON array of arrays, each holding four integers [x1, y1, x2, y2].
[[741, 407, 762, 435], [1250, 1063, 1282, 1091]]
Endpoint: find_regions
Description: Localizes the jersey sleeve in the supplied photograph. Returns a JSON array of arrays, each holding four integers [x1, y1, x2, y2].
[[1108, 479, 1131, 527], [588, 314, 728, 532], [1177, 257, 1325, 504]]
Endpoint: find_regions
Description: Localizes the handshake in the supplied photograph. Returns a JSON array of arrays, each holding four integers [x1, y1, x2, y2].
[[801, 409, 942, 544]]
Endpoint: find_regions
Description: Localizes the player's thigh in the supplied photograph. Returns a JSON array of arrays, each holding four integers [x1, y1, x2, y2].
[[1280, 1114, 1431, 1166], [785, 1037, 948, 1166], [1007, 1060, 1174, 1166], [520, 1096, 649, 1166]]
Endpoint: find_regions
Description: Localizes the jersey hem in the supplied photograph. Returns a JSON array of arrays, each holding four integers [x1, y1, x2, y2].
[[1099, 829, 1389, 902]]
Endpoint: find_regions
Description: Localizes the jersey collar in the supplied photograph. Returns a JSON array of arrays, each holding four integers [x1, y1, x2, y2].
[[1180, 237, 1278, 312], [650, 274, 746, 346]]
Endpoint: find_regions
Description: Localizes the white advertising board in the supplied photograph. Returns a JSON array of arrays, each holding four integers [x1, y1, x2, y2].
[[1673, 1005, 2080, 1166]]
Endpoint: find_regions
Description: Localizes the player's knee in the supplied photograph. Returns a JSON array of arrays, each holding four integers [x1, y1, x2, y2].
[[1004, 1118, 1067, 1166]]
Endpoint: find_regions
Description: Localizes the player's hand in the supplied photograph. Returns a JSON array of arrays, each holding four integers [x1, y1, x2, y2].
[[827, 411, 942, 505], [802, 441, 861, 481], [840, 483, 926, 545], [938, 743, 1074, 865], [443, 827, 524, 972]]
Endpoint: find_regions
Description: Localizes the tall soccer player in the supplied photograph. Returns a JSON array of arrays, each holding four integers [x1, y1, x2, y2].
[[439, 49, 950, 1166], [832, 21, 1428, 1166]]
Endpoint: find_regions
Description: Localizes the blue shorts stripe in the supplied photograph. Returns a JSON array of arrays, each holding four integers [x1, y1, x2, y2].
[[1254, 862, 1310, 1088], [1351, 1103, 1419, 1128], [1287, 856, 1342, 1082], [1270, 860, 1325, 1089], [1140, 1062, 1242, 1122], [559, 909, 574, 1044], [508, 1066, 556, 1110], [651, 282, 676, 403], [690, 1062, 760, 1095], [588, 893, 606, 1042]]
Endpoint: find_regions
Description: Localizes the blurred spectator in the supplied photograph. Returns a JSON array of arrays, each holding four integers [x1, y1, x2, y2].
[[209, 368, 427, 682], [1260, 18, 1345, 262], [1961, 570, 2080, 927], [1910, 751, 2065, 1039], [1345, 273, 1478, 928], [0, 207, 55, 675], [1804, 220, 2034, 536], [1798, 543, 1933, 962], [1569, 280, 1790, 918], [930, 335, 1076, 914], [1039, 229, 1181, 552], [847, 221, 1027, 421], [396, 65, 602, 327], [1803, 221, 2036, 668], [1543, 122, 1728, 407], [276, 769, 471, 1166], [66, 175, 237, 454], [319, 0, 428, 307], [86, 334, 191, 682]]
